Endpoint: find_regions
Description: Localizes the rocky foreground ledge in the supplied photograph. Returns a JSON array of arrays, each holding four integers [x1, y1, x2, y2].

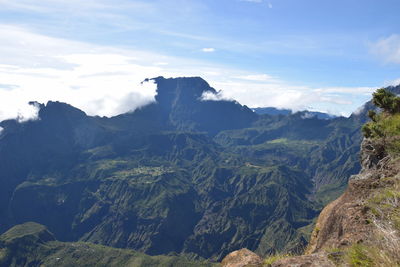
[[222, 137, 400, 266]]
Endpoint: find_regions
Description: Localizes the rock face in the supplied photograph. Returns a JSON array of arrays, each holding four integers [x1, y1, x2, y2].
[[350, 138, 389, 180], [274, 137, 400, 266], [221, 248, 263, 267], [306, 138, 400, 252], [223, 135, 400, 266], [305, 177, 375, 253]]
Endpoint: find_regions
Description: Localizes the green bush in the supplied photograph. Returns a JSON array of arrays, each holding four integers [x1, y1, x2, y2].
[[372, 88, 400, 114], [363, 88, 400, 139]]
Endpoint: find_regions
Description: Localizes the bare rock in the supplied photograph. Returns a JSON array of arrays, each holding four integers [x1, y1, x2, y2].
[[221, 248, 263, 267], [305, 177, 377, 254], [271, 252, 335, 267], [350, 138, 388, 180]]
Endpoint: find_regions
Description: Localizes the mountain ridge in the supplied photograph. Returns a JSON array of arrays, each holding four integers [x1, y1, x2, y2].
[[1, 76, 393, 262]]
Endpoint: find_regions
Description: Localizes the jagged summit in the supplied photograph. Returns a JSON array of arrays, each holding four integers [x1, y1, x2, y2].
[[135, 76, 257, 135], [149, 76, 218, 108]]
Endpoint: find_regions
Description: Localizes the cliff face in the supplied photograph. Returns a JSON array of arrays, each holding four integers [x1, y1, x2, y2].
[[222, 137, 400, 267], [273, 137, 400, 266]]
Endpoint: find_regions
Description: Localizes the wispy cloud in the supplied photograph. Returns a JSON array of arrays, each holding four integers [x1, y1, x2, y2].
[[384, 78, 400, 87], [154, 62, 169, 66], [0, 25, 376, 121], [234, 74, 275, 82], [370, 34, 400, 64], [239, 0, 264, 3], [201, 90, 229, 101], [201, 47, 216, 53], [16, 102, 40, 122], [239, 0, 272, 7]]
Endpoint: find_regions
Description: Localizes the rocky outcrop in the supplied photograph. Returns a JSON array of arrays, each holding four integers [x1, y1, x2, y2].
[[350, 138, 389, 180], [278, 138, 400, 265], [222, 137, 400, 266], [221, 248, 263, 267], [305, 177, 376, 253], [270, 253, 334, 267]]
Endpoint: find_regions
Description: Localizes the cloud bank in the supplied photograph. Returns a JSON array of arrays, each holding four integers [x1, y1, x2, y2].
[[0, 25, 377, 122]]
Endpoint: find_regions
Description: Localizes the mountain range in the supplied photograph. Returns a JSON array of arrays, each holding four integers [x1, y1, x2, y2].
[[0, 76, 397, 263]]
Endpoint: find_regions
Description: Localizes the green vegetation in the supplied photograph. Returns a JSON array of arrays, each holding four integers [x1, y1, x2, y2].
[[0, 76, 372, 261], [362, 88, 400, 139], [0, 223, 217, 267], [263, 253, 291, 266], [372, 88, 400, 114], [345, 244, 373, 267], [367, 177, 400, 230], [330, 176, 400, 267], [327, 243, 399, 267]]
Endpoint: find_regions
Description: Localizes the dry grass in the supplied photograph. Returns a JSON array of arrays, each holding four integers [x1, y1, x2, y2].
[[361, 178, 400, 266], [263, 253, 292, 266]]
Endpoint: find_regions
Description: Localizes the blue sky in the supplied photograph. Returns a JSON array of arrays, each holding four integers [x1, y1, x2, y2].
[[0, 0, 400, 120]]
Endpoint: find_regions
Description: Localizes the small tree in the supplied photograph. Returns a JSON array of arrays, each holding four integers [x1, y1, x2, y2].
[[363, 88, 400, 138], [368, 110, 377, 122], [372, 88, 400, 114]]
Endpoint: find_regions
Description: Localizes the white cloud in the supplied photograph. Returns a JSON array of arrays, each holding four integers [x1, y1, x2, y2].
[[301, 112, 316, 119], [0, 25, 377, 122], [268, 2, 273, 8], [383, 77, 400, 87], [352, 103, 367, 116], [0, 25, 171, 121], [200, 90, 231, 101], [0, 126, 3, 135], [212, 80, 375, 115], [370, 34, 400, 64], [154, 62, 169, 66], [201, 48, 215, 53], [16, 102, 40, 122], [234, 74, 275, 82]]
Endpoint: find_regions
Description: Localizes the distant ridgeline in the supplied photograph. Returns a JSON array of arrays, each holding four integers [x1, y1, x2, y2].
[[221, 87, 400, 267], [0, 76, 399, 262], [252, 107, 337, 120]]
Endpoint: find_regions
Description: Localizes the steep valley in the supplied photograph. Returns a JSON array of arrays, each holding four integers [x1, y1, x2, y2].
[[1, 77, 398, 265]]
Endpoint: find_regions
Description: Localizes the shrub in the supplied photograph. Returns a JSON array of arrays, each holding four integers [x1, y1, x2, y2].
[[372, 88, 400, 114], [363, 88, 400, 140]]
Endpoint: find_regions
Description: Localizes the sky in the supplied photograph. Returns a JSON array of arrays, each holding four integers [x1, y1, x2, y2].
[[1, 0, 400, 121]]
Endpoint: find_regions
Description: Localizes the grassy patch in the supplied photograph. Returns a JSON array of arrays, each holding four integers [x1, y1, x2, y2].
[[367, 179, 400, 227], [346, 244, 373, 267], [264, 253, 291, 266]]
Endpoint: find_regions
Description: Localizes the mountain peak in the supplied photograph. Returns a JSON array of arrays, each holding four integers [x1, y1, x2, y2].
[[149, 76, 217, 108], [139, 76, 257, 135], [37, 101, 87, 122]]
